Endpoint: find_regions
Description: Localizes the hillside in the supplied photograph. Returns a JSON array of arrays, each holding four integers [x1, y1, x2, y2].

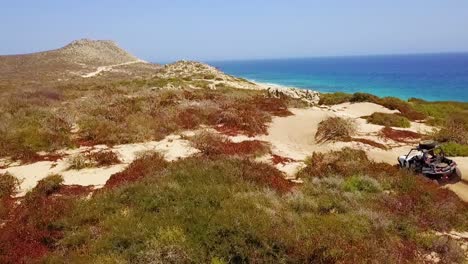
[[0, 39, 158, 83], [0, 40, 467, 263]]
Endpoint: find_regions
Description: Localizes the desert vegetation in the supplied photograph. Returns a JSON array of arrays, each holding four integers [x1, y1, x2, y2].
[[379, 126, 422, 143], [0, 74, 301, 163], [68, 150, 121, 170], [1, 43, 468, 263], [191, 131, 270, 157], [366, 112, 411, 128], [320, 92, 426, 120], [320, 92, 468, 156], [0, 150, 465, 263], [315, 117, 357, 143]]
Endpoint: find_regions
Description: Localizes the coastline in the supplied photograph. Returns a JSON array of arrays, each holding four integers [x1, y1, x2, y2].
[[211, 53, 468, 102]]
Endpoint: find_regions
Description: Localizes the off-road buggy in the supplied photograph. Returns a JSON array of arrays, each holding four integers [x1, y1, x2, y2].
[[398, 140, 461, 182]]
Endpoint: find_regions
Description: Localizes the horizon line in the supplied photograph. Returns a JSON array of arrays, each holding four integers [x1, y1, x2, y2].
[[153, 50, 468, 64]]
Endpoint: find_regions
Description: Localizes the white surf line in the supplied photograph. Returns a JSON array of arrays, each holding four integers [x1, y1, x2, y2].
[[82, 60, 146, 78]]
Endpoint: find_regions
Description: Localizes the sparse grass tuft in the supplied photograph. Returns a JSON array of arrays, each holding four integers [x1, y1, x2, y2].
[[315, 117, 357, 143], [366, 112, 411, 128], [68, 150, 121, 170]]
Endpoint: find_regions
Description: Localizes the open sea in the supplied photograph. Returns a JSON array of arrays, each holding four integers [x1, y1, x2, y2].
[[209, 53, 468, 102]]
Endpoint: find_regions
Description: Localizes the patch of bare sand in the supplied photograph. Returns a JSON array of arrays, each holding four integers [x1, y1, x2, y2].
[[0, 134, 199, 196], [252, 104, 467, 202]]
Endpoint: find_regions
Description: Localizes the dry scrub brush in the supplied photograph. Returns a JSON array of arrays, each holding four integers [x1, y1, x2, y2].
[[191, 131, 270, 157], [315, 116, 357, 143]]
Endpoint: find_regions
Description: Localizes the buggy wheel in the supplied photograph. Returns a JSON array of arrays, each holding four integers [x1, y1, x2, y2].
[[450, 168, 462, 183]]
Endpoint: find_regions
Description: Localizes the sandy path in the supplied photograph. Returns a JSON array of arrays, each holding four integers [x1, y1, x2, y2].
[[0, 134, 199, 196], [82, 60, 146, 78]]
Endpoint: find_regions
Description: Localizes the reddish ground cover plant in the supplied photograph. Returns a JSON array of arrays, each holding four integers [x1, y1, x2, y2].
[[380, 126, 422, 143], [348, 137, 388, 149], [0, 175, 91, 264], [239, 159, 294, 194], [104, 152, 168, 189], [252, 96, 293, 117]]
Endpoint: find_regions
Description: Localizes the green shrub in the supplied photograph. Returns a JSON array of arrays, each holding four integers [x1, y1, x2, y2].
[[318, 93, 426, 121], [350, 92, 379, 103], [68, 151, 122, 170], [440, 142, 468, 157], [409, 98, 468, 125], [343, 175, 381, 193], [28, 174, 63, 197], [0, 109, 73, 161], [315, 117, 357, 142], [88, 150, 121, 166], [366, 112, 411, 128], [319, 92, 352, 105], [378, 97, 427, 121], [68, 154, 91, 170], [434, 112, 468, 145], [0, 172, 20, 197]]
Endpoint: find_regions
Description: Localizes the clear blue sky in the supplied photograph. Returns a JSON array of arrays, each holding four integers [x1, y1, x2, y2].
[[1, 0, 468, 62]]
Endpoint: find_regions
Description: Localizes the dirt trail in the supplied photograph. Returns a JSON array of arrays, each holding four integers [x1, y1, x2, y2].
[[82, 59, 145, 78]]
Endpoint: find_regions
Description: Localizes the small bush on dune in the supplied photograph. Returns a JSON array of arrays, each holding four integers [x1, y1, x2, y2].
[[349, 92, 379, 103], [319, 92, 352, 105], [298, 148, 373, 178], [67, 154, 90, 170], [409, 98, 468, 125], [0, 172, 20, 197], [315, 117, 357, 143], [87, 150, 121, 166], [366, 112, 411, 128], [68, 150, 121, 170], [378, 97, 427, 121], [32, 174, 63, 196], [318, 93, 427, 121], [191, 131, 270, 157]]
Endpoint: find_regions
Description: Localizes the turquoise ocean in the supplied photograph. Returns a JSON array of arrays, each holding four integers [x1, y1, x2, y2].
[[209, 53, 468, 102]]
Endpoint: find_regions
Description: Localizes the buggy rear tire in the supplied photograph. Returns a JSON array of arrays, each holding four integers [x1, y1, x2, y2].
[[419, 140, 437, 150], [452, 168, 462, 183]]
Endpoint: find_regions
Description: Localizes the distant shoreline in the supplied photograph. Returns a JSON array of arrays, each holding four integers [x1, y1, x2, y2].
[[211, 54, 468, 102]]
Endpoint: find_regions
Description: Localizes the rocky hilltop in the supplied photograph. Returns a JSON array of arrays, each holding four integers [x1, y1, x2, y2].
[[59, 39, 139, 66], [0, 39, 157, 82]]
